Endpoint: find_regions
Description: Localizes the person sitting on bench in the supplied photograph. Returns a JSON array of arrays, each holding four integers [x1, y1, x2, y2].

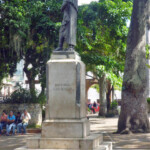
[[17, 109, 31, 134], [15, 112, 22, 125], [0, 110, 7, 135], [6, 111, 16, 136]]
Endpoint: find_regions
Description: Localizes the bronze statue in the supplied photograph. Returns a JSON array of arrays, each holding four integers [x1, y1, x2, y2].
[[54, 0, 78, 51]]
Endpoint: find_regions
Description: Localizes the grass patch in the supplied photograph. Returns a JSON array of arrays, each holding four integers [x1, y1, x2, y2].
[[27, 124, 41, 129]]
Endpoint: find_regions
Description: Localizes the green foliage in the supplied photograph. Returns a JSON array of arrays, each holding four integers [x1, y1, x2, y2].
[[0, 0, 133, 97], [77, 0, 132, 89], [122, 0, 133, 2], [146, 44, 150, 69], [0, 0, 62, 93], [106, 70, 123, 89], [95, 65, 123, 89], [110, 100, 118, 109], [37, 92, 46, 105], [2, 83, 46, 104], [27, 124, 41, 129], [10, 88, 32, 103], [147, 97, 150, 104], [87, 108, 91, 112], [146, 44, 150, 59], [21, 0, 62, 97], [91, 84, 99, 92], [0, 0, 28, 85], [77, 0, 132, 64]]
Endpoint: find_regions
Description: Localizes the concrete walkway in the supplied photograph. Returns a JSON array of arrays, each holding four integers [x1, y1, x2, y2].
[[89, 115, 150, 150], [0, 134, 40, 150], [0, 116, 150, 150]]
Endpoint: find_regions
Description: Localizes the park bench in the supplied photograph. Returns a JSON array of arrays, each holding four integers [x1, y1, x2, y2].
[[1, 126, 41, 135]]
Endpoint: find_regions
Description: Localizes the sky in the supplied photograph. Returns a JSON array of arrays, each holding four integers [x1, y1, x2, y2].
[[78, 0, 99, 6]]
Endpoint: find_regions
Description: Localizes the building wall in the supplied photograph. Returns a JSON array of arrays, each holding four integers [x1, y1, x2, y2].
[[0, 104, 42, 125], [87, 88, 122, 103]]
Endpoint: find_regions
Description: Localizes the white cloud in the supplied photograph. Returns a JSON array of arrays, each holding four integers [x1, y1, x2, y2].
[[78, 0, 99, 6]]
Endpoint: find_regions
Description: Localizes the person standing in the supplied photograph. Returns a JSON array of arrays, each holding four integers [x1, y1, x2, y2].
[[6, 111, 16, 136], [17, 109, 31, 134], [54, 0, 78, 51], [0, 110, 7, 135], [93, 101, 97, 108]]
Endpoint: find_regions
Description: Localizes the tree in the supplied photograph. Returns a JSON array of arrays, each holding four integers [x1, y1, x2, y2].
[[88, 65, 123, 115], [0, 0, 132, 107], [0, 0, 26, 87], [0, 0, 62, 99], [22, 0, 62, 99], [77, 0, 132, 115], [117, 0, 150, 134]]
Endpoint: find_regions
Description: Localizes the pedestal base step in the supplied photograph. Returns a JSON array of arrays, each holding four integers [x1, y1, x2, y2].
[[95, 142, 112, 150], [41, 119, 90, 138], [27, 134, 103, 149], [15, 142, 112, 150], [15, 135, 112, 150]]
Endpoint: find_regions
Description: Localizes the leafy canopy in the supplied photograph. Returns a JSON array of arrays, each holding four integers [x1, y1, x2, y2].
[[77, 0, 132, 86]]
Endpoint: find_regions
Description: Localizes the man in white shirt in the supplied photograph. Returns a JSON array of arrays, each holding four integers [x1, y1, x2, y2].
[[17, 109, 31, 134]]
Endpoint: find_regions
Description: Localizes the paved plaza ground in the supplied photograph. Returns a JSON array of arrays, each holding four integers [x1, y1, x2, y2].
[[90, 116, 150, 150], [1, 115, 150, 150]]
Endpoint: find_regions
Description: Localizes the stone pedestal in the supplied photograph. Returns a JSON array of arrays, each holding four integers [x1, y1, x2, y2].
[[45, 52, 87, 120], [41, 119, 90, 138], [18, 51, 112, 150]]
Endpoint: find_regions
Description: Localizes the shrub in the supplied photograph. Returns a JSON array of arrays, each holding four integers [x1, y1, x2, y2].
[[1, 85, 46, 104], [147, 97, 150, 104], [11, 88, 32, 103], [1, 88, 32, 104], [37, 92, 46, 105], [27, 124, 41, 129], [105, 111, 115, 117], [110, 100, 118, 110]]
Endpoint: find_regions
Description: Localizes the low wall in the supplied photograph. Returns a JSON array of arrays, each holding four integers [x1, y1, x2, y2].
[[0, 104, 42, 125]]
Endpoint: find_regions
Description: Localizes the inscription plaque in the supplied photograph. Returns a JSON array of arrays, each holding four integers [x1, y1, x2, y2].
[[53, 84, 73, 91]]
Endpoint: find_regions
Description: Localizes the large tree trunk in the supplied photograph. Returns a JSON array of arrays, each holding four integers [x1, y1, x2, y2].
[[117, 0, 150, 134], [99, 74, 107, 116], [24, 62, 36, 100]]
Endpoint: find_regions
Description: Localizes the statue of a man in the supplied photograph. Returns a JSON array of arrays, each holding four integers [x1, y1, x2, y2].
[[54, 0, 78, 51]]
